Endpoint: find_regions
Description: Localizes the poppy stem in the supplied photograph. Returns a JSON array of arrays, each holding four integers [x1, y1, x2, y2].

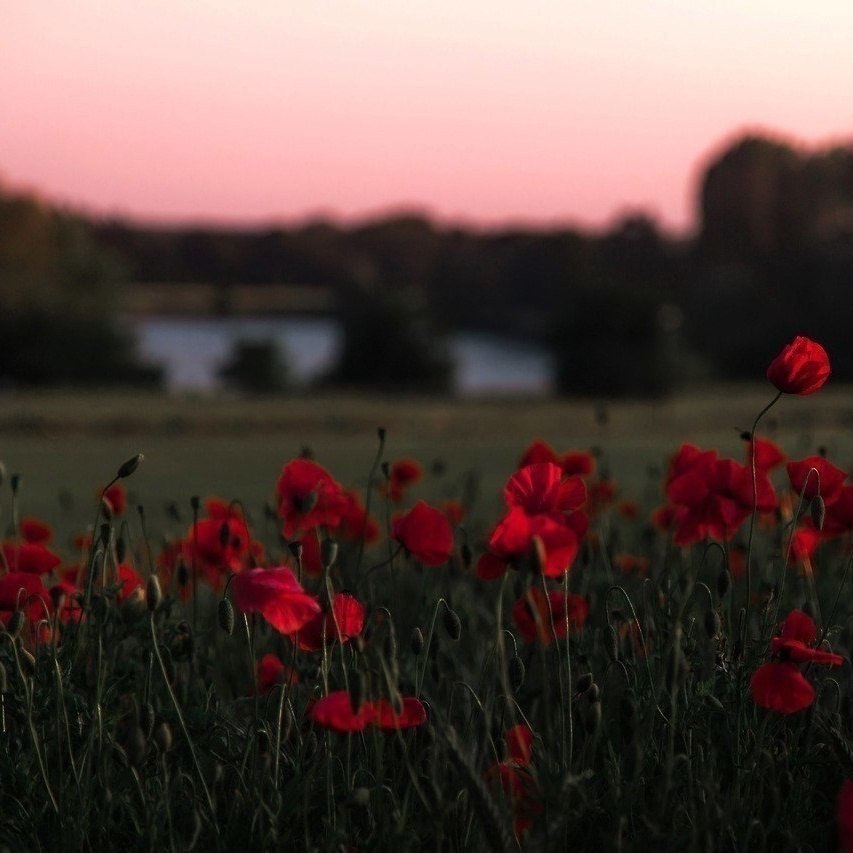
[[745, 391, 782, 628]]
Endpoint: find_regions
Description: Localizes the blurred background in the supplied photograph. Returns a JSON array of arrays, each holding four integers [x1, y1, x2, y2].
[[1, 1, 852, 399]]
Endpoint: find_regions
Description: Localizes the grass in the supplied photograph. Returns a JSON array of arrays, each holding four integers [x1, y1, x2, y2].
[[0, 386, 851, 850]]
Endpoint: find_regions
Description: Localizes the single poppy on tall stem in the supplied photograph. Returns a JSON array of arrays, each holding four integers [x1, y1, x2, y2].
[[745, 336, 830, 623]]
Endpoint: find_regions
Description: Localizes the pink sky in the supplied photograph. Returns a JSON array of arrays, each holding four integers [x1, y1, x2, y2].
[[2, 1, 851, 234]]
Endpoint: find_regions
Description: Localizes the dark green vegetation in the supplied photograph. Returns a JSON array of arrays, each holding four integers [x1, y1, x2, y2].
[[3, 132, 853, 393], [0, 390, 850, 850]]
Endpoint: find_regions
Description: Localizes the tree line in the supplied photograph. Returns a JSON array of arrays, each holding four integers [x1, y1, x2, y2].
[[2, 132, 852, 393]]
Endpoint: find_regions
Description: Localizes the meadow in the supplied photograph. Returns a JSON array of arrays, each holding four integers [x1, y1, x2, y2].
[[0, 376, 851, 851]]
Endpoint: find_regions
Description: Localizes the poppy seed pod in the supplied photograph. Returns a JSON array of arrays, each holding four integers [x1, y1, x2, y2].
[[10, 473, 20, 495], [508, 655, 525, 691], [443, 608, 462, 641], [410, 626, 424, 656], [154, 721, 173, 753], [575, 672, 594, 694], [146, 575, 163, 612], [140, 701, 155, 737], [19, 648, 36, 676], [125, 726, 147, 767], [117, 453, 144, 480], [218, 598, 235, 635]]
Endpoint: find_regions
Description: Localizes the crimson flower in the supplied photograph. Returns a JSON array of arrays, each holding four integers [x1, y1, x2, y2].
[[485, 508, 583, 578], [308, 690, 376, 732], [230, 566, 320, 634], [255, 653, 298, 694], [746, 436, 786, 472], [373, 696, 427, 731], [766, 336, 830, 395], [19, 517, 52, 544], [115, 563, 144, 603], [512, 587, 588, 644], [1, 541, 62, 575], [750, 662, 815, 714], [518, 439, 558, 468], [823, 484, 853, 537], [290, 592, 365, 651], [561, 450, 596, 479], [751, 610, 845, 713], [385, 458, 423, 503], [103, 483, 127, 516], [786, 455, 846, 505], [504, 463, 586, 516], [769, 610, 844, 666], [392, 500, 454, 566], [483, 723, 541, 837], [276, 458, 346, 538]]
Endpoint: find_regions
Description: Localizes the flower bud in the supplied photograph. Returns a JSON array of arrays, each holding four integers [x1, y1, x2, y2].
[[584, 701, 602, 734], [575, 672, 594, 694], [10, 473, 21, 495], [442, 607, 462, 641], [410, 626, 424, 655], [121, 587, 147, 623], [218, 598, 235, 635], [146, 575, 163, 612], [508, 655, 525, 691], [154, 721, 173, 753], [117, 453, 144, 480], [6, 610, 25, 640], [125, 725, 147, 767]]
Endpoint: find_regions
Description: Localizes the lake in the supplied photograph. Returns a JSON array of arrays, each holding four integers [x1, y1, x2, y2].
[[131, 315, 554, 396]]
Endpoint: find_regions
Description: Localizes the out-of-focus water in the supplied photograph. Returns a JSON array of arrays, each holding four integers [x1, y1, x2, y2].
[[131, 315, 554, 396]]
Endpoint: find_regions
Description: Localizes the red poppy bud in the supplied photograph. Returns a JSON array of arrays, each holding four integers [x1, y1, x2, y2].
[[766, 336, 830, 396]]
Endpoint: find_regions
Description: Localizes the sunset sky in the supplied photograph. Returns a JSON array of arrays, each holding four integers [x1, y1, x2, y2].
[[2, 2, 851, 233]]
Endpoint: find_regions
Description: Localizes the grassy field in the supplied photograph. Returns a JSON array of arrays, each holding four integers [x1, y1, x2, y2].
[[2, 385, 851, 539], [1, 385, 851, 850]]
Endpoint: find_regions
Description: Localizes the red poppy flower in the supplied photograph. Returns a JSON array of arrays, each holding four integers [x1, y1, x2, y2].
[[385, 458, 423, 503], [665, 453, 776, 546], [789, 523, 821, 565], [0, 572, 49, 625], [373, 696, 427, 731], [787, 456, 846, 505], [512, 586, 588, 644], [391, 500, 454, 566], [750, 661, 815, 714], [308, 690, 376, 732], [276, 459, 346, 538], [49, 578, 84, 624], [561, 451, 596, 479], [613, 553, 651, 576], [838, 779, 853, 853], [746, 436, 786, 472], [19, 517, 52, 544], [115, 563, 143, 603], [337, 489, 380, 545], [291, 592, 365, 651], [769, 609, 845, 666], [487, 508, 581, 578], [230, 566, 320, 634], [766, 336, 830, 396], [483, 726, 542, 837], [504, 463, 586, 516], [255, 653, 298, 694], [518, 439, 558, 468], [1, 541, 62, 575], [823, 484, 853, 537], [103, 483, 127, 516]]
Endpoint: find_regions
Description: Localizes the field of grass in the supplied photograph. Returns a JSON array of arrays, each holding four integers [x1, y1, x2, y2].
[[3, 386, 852, 538], [0, 385, 851, 850]]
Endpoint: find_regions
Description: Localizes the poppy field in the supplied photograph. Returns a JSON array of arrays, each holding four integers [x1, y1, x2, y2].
[[0, 337, 851, 851]]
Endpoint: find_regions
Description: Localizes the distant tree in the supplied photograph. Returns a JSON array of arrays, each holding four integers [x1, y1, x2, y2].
[[329, 282, 452, 393], [0, 187, 160, 386], [218, 339, 289, 394]]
